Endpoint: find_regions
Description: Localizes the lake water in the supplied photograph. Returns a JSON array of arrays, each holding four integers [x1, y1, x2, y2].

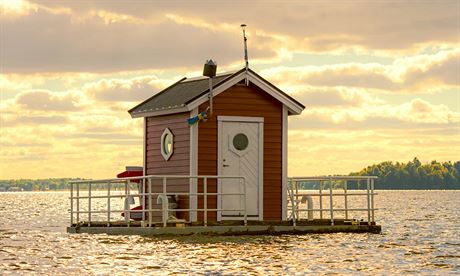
[[0, 190, 458, 274]]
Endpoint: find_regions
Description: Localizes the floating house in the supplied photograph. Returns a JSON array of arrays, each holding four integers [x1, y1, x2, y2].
[[68, 66, 380, 235], [128, 68, 304, 223]]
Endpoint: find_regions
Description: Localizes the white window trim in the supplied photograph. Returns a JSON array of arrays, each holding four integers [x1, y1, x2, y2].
[[160, 128, 174, 161]]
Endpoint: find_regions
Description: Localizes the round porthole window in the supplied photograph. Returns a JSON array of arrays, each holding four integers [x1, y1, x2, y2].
[[233, 133, 249, 151], [160, 128, 174, 161]]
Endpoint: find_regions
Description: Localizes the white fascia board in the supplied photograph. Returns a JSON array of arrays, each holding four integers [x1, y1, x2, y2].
[[130, 106, 189, 118]]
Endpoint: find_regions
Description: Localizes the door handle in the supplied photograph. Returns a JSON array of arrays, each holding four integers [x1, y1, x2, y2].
[[223, 164, 230, 167]]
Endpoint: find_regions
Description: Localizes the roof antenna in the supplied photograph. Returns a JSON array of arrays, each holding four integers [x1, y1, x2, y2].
[[241, 24, 249, 86]]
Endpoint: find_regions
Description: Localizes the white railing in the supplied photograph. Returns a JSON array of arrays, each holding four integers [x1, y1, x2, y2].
[[70, 175, 247, 227], [288, 176, 378, 226]]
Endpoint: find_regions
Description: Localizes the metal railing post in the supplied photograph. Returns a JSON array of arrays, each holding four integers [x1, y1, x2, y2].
[[107, 181, 111, 227], [371, 178, 375, 223], [142, 178, 145, 226], [70, 182, 74, 225], [127, 180, 131, 227], [290, 179, 297, 227], [148, 178, 152, 227], [329, 176, 334, 225], [243, 177, 247, 226], [286, 179, 292, 220], [295, 179, 299, 220], [76, 182, 80, 224], [344, 180, 348, 220], [319, 180, 323, 219], [204, 177, 207, 227], [163, 177, 167, 227], [88, 182, 92, 226], [366, 178, 371, 225]]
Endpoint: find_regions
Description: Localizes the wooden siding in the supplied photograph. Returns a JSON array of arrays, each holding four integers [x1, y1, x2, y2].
[[198, 83, 283, 221], [145, 113, 190, 221]]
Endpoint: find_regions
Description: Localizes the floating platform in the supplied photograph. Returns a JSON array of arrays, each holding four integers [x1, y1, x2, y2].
[[67, 219, 381, 236]]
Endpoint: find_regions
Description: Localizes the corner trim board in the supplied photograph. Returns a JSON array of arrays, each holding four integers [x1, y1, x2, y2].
[[143, 117, 147, 176], [189, 107, 198, 222], [282, 105, 288, 221]]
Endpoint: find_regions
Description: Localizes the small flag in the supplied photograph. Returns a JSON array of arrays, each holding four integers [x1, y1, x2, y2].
[[187, 110, 208, 126]]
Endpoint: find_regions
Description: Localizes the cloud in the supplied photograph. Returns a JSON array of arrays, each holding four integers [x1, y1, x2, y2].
[[0, 87, 143, 179], [292, 87, 383, 108], [83, 76, 167, 102], [0, 114, 68, 127], [287, 127, 460, 176], [289, 97, 460, 131], [31, 1, 459, 51], [262, 49, 460, 93], [402, 51, 460, 89], [2, 1, 458, 74], [0, 0, 38, 16], [14, 90, 81, 111], [405, 98, 459, 124], [0, 6, 271, 74]]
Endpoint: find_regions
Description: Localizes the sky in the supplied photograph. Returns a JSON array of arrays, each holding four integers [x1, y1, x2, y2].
[[0, 0, 459, 179]]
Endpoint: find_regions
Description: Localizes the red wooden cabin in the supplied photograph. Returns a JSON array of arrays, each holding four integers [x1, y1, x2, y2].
[[129, 68, 304, 222]]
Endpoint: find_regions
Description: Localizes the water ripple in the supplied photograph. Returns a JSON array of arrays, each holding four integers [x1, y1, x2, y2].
[[0, 191, 459, 274]]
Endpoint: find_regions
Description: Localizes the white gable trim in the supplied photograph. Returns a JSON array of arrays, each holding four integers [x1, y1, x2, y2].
[[187, 71, 304, 115]]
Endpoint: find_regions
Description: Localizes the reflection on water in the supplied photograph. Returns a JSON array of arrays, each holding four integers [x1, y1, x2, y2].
[[0, 191, 459, 274]]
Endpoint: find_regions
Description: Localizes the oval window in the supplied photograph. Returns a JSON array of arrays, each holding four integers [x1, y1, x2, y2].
[[233, 133, 249, 151], [161, 128, 174, 161], [163, 133, 172, 154]]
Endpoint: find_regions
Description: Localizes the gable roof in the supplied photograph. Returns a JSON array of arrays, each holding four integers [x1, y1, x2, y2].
[[129, 68, 305, 118]]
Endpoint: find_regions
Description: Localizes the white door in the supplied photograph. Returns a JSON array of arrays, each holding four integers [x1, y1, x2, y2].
[[218, 117, 263, 220]]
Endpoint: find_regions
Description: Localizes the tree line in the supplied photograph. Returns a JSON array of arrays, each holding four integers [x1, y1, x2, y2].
[[349, 157, 460, 189], [0, 178, 80, 191], [1, 157, 459, 191], [0, 178, 128, 192]]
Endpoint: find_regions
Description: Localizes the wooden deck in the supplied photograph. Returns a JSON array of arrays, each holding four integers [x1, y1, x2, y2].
[[67, 219, 381, 236]]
